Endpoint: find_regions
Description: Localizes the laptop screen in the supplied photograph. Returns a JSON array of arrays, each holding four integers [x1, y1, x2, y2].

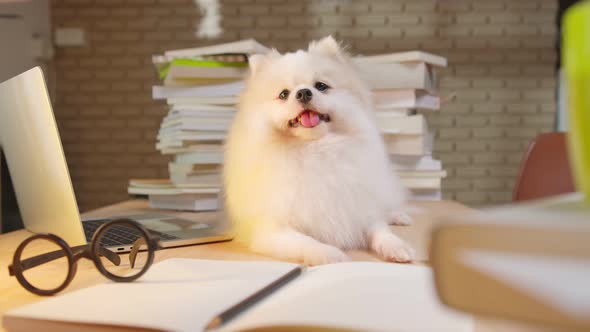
[[0, 150, 24, 233]]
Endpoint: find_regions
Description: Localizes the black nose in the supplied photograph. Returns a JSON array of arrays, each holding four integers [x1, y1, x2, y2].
[[295, 88, 313, 104]]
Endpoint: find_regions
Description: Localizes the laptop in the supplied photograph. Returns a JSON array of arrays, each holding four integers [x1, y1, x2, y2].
[[0, 67, 233, 250]]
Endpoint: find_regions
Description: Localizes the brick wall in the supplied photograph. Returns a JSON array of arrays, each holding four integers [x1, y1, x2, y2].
[[50, 0, 557, 211]]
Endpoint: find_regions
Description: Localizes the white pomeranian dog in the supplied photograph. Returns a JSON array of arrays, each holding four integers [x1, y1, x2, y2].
[[223, 36, 415, 265]]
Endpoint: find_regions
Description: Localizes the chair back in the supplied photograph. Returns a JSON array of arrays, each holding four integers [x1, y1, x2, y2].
[[513, 132, 576, 202]]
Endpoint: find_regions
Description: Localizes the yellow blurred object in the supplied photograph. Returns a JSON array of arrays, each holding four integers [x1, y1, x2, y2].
[[563, 0, 590, 201]]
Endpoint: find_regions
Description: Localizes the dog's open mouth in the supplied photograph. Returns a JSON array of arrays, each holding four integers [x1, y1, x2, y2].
[[288, 109, 331, 128]]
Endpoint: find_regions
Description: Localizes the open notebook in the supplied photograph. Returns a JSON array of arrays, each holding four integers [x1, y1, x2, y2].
[[3, 259, 472, 332]]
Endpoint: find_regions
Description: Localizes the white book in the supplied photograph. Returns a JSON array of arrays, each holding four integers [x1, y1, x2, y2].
[[128, 179, 220, 195], [373, 89, 440, 110], [158, 127, 226, 137], [157, 143, 223, 157], [149, 194, 219, 211], [400, 177, 442, 190], [170, 173, 222, 187], [357, 62, 436, 90], [157, 131, 226, 142], [383, 132, 433, 156], [163, 112, 234, 122], [128, 186, 220, 195], [152, 81, 244, 99], [175, 150, 224, 165], [354, 50, 447, 67], [170, 104, 236, 112], [167, 108, 236, 117], [377, 114, 428, 135], [161, 143, 222, 152], [167, 96, 238, 106], [157, 140, 223, 150], [162, 117, 233, 129], [169, 162, 220, 174], [397, 170, 447, 178], [4, 259, 472, 332], [158, 145, 223, 155], [165, 39, 270, 57], [156, 139, 221, 149], [391, 155, 442, 171], [128, 178, 174, 189], [156, 140, 185, 149], [170, 103, 236, 110], [159, 123, 229, 133], [173, 182, 222, 189], [159, 147, 197, 154], [157, 140, 222, 150]]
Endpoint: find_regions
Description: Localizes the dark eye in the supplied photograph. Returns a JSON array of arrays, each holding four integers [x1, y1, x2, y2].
[[279, 89, 290, 100], [314, 81, 330, 92]]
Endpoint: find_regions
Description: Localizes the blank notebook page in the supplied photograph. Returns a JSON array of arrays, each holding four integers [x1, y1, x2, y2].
[[5, 259, 297, 332], [224, 262, 472, 332]]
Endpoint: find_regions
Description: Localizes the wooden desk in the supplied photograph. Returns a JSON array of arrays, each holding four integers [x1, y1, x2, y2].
[[0, 200, 558, 332]]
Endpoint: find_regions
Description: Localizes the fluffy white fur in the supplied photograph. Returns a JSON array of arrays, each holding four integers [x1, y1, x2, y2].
[[223, 36, 415, 265]]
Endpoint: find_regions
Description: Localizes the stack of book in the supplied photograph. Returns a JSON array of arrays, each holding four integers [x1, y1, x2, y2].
[[354, 52, 448, 200], [129, 42, 447, 208], [128, 39, 269, 211]]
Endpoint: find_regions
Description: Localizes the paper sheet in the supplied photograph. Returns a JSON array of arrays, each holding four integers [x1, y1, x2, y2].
[[225, 262, 472, 332], [6, 259, 296, 331]]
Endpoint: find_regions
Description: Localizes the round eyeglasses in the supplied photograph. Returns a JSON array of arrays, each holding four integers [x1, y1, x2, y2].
[[8, 219, 161, 296]]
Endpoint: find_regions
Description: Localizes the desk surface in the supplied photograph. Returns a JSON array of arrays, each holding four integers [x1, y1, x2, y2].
[[0, 200, 560, 332]]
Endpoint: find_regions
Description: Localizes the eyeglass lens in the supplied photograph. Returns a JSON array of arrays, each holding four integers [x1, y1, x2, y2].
[[95, 223, 150, 278], [18, 238, 70, 292]]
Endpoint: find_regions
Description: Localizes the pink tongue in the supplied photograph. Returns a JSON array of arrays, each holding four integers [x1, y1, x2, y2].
[[300, 111, 320, 128]]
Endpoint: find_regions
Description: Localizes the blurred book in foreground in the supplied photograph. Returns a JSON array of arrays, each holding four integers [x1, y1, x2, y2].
[[432, 193, 590, 330]]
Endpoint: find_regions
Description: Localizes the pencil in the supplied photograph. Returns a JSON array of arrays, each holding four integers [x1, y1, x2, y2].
[[203, 264, 307, 331]]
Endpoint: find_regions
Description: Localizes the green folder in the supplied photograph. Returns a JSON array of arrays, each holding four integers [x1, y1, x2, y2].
[[159, 59, 248, 80], [564, 1, 590, 201]]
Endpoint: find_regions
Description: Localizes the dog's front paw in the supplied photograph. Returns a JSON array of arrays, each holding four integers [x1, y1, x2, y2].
[[372, 235, 415, 263], [389, 211, 413, 226], [304, 244, 350, 266]]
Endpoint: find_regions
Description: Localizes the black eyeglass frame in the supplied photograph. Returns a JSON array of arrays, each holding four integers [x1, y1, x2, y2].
[[8, 218, 161, 296]]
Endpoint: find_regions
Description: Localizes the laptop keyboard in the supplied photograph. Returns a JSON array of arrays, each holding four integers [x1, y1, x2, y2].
[[83, 219, 179, 246]]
